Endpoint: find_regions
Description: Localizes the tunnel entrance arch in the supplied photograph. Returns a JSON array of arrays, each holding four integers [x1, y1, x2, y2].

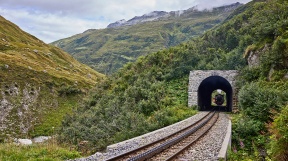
[[188, 70, 238, 112], [198, 76, 232, 111]]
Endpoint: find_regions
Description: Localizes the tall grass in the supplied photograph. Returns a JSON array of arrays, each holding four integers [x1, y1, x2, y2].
[[0, 139, 81, 161]]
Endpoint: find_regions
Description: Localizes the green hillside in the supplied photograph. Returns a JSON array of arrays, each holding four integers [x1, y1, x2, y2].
[[59, 0, 287, 160], [0, 16, 104, 140], [51, 3, 241, 75]]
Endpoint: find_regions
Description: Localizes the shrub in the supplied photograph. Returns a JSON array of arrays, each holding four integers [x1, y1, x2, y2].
[[58, 85, 82, 96], [232, 115, 263, 149], [268, 105, 288, 161], [233, 81, 287, 159], [238, 82, 287, 122], [237, 67, 262, 85], [151, 105, 197, 127]]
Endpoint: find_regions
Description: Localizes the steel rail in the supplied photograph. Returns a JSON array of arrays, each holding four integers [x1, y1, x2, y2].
[[165, 112, 219, 161], [127, 111, 216, 161], [106, 111, 213, 161]]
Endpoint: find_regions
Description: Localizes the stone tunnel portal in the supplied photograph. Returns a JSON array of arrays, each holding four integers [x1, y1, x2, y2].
[[198, 76, 233, 112], [188, 70, 238, 111]]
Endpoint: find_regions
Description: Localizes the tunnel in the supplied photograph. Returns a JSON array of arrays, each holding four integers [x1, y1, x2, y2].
[[198, 76, 233, 112]]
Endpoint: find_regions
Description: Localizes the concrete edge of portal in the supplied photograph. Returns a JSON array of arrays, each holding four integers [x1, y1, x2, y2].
[[217, 119, 232, 161]]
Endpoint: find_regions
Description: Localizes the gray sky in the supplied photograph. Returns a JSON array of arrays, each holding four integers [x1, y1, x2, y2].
[[0, 0, 251, 43]]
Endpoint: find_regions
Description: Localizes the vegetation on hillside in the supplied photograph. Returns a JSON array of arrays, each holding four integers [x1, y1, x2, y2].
[[51, 3, 241, 75], [58, 0, 288, 160], [57, 2, 246, 153], [0, 16, 104, 140]]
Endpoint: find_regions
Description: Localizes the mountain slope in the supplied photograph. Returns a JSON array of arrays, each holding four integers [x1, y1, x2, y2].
[[0, 16, 104, 139], [51, 3, 242, 75], [58, 0, 288, 158]]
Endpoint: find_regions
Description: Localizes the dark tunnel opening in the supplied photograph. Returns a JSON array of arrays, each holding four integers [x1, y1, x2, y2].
[[198, 76, 233, 112]]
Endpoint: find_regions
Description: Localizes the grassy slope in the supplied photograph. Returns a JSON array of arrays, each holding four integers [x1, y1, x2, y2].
[[59, 1, 287, 159], [0, 16, 103, 85], [51, 4, 241, 75], [0, 139, 81, 161], [0, 16, 104, 139]]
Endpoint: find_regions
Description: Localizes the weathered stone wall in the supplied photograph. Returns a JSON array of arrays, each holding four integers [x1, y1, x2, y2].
[[188, 70, 238, 107]]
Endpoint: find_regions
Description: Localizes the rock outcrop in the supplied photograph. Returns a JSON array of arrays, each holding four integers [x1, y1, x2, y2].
[[0, 83, 41, 137]]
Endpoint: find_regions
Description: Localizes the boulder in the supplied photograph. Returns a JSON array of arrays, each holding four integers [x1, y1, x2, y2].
[[17, 139, 32, 145], [33, 136, 51, 143]]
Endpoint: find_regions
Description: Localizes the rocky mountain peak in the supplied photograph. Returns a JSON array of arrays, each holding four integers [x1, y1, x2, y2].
[[107, 11, 169, 28], [107, 2, 242, 29], [143, 11, 168, 17], [107, 19, 127, 28]]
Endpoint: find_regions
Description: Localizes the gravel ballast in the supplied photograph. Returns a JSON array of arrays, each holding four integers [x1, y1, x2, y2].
[[71, 112, 230, 161], [175, 113, 230, 161], [72, 112, 209, 161]]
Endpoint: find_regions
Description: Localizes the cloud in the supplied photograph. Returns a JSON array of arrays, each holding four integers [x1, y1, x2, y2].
[[194, 0, 251, 10], [0, 7, 106, 43], [0, 0, 251, 43]]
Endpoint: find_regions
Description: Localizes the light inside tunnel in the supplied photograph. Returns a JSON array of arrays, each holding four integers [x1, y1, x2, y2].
[[198, 76, 233, 112], [211, 89, 226, 106]]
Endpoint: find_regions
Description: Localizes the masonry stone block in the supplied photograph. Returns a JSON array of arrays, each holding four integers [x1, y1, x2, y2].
[[188, 70, 238, 108]]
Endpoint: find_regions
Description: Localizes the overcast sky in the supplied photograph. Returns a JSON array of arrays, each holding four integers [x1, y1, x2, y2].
[[0, 0, 251, 43]]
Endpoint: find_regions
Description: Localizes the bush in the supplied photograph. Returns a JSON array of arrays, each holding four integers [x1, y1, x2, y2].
[[232, 81, 287, 159], [58, 85, 82, 96], [237, 67, 262, 86], [232, 115, 264, 149], [238, 82, 287, 122], [268, 105, 288, 161], [151, 105, 197, 127]]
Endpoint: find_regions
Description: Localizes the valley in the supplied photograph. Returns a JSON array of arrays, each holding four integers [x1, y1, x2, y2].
[[51, 3, 242, 75], [0, 0, 288, 160]]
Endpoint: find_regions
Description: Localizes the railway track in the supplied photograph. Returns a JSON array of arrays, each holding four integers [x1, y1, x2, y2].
[[106, 111, 219, 161]]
